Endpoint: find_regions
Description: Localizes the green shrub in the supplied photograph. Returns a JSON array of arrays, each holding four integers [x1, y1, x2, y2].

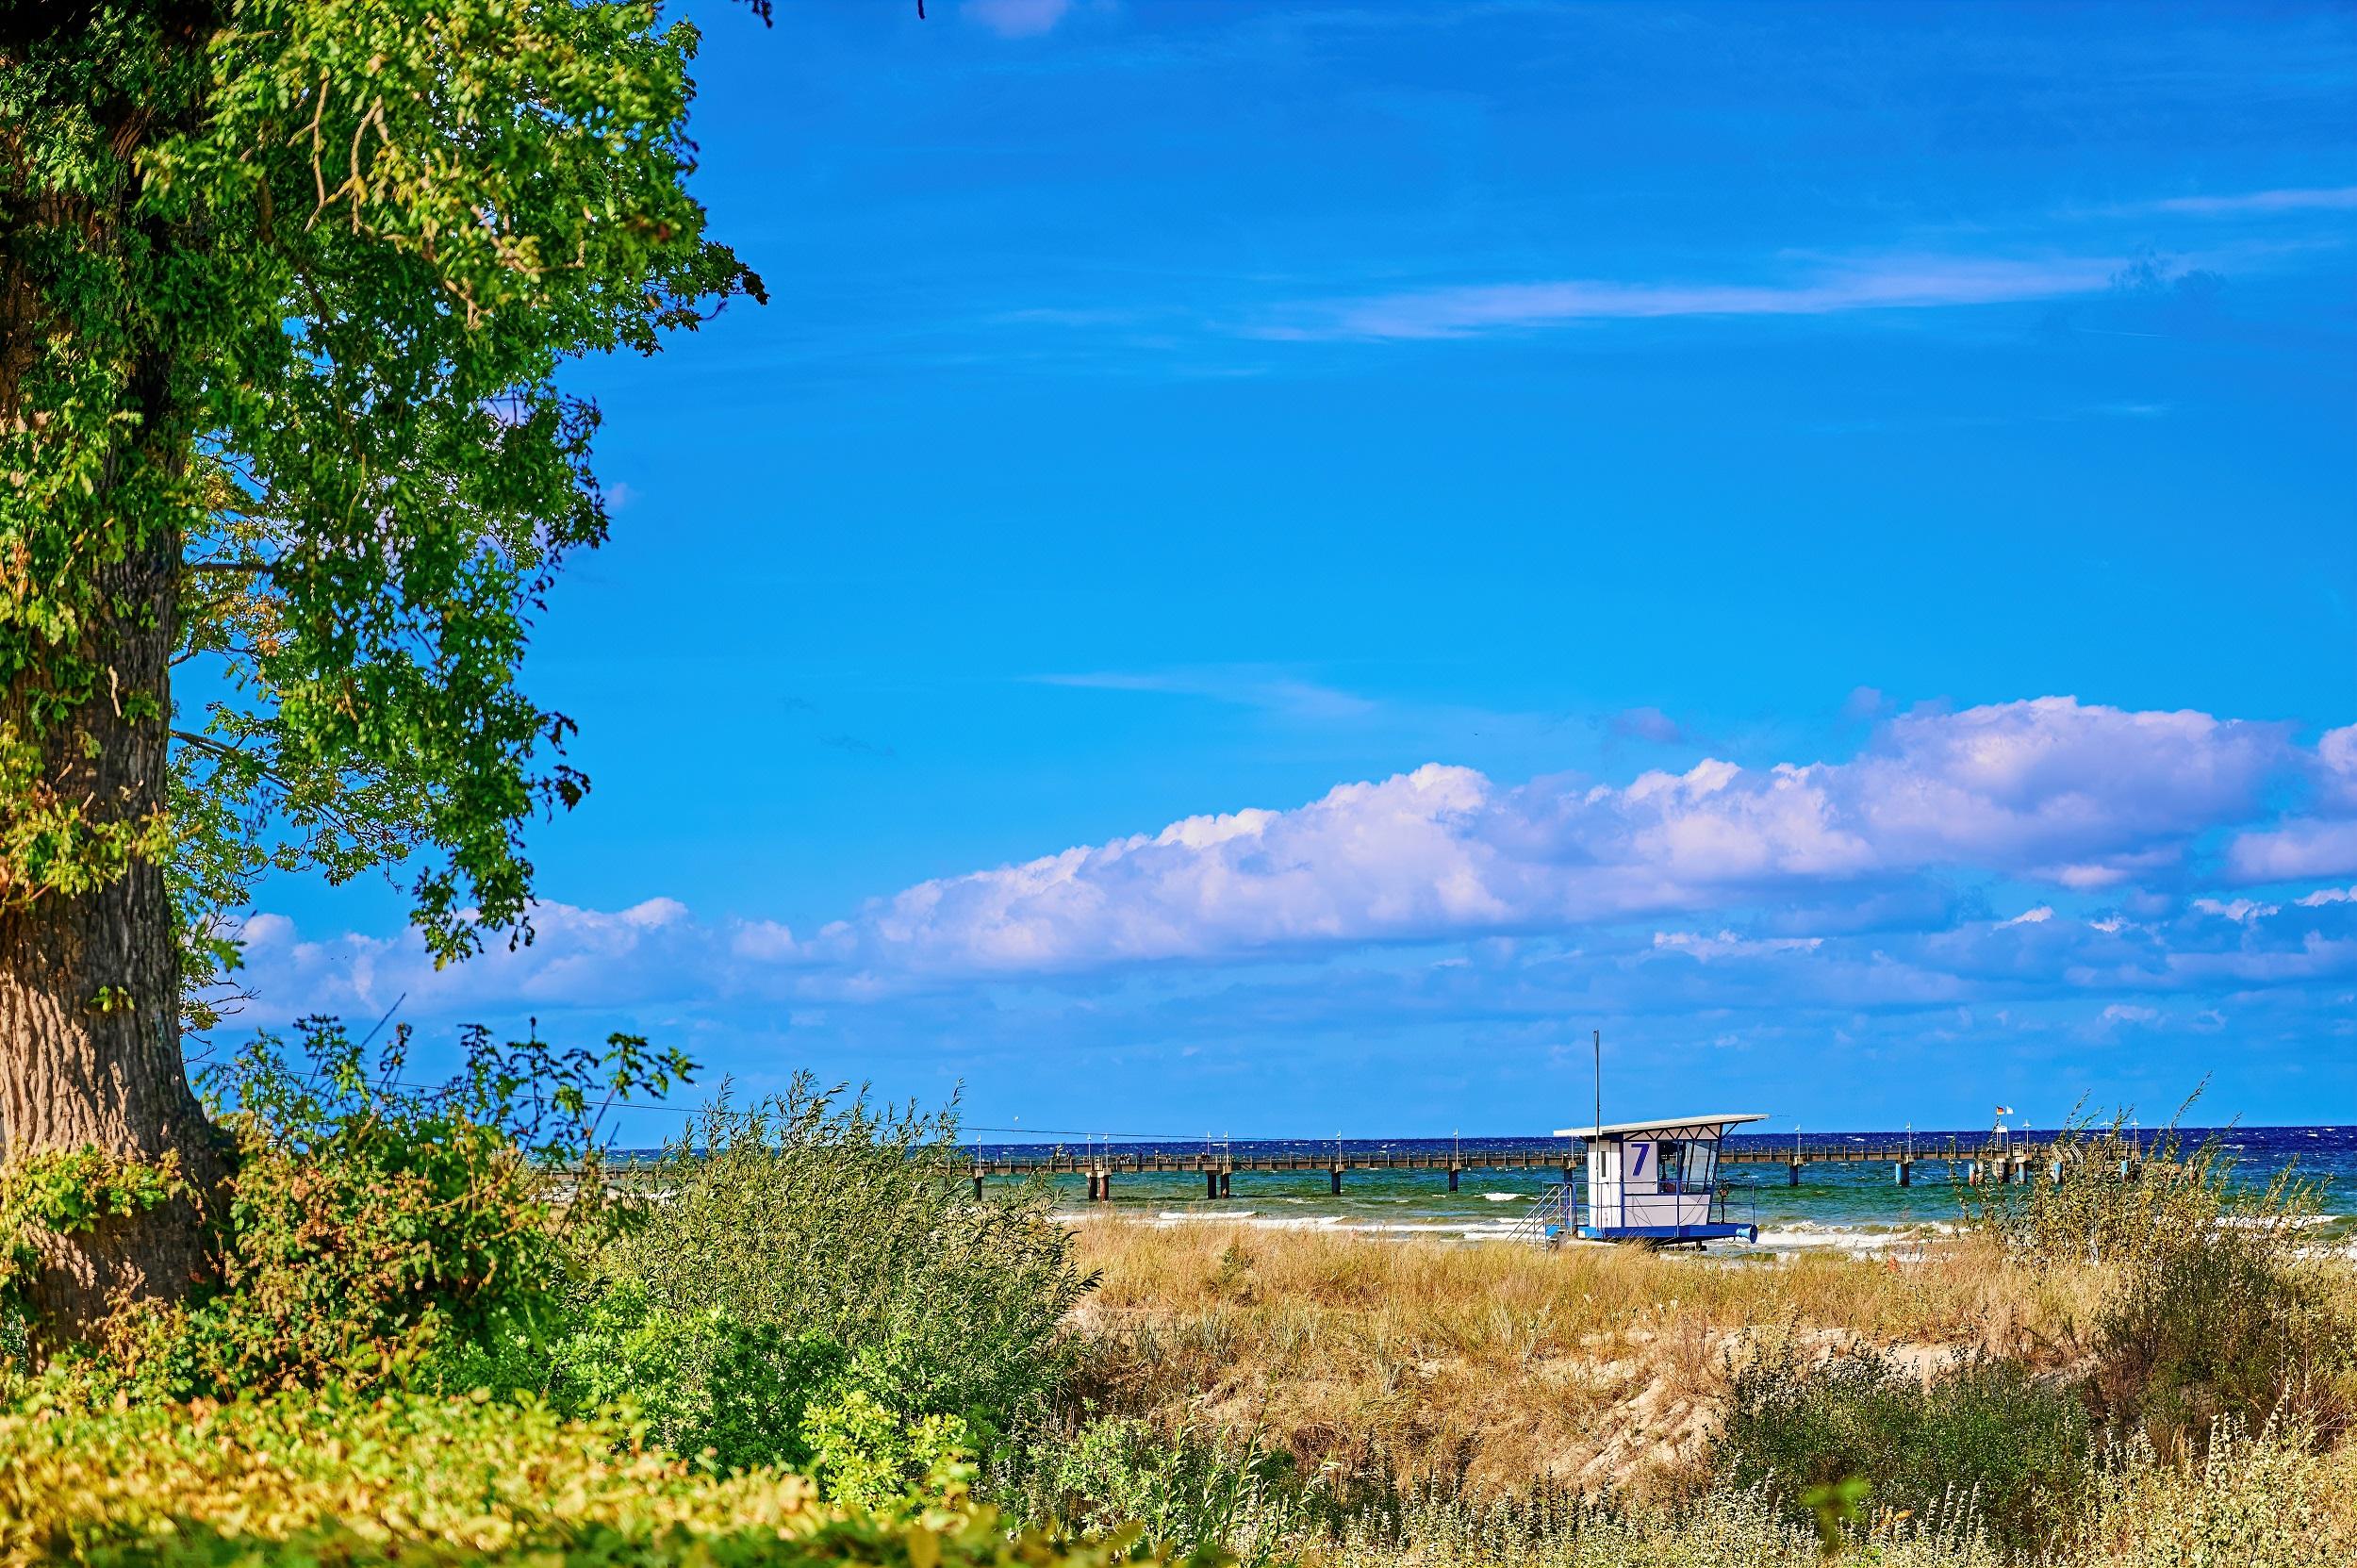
[[801, 1385, 975, 1514], [2092, 1227, 2354, 1448], [993, 1415, 1312, 1564], [1971, 1112, 2357, 1446], [2, 1017, 690, 1404], [449, 1281, 853, 1475], [1321, 1479, 2003, 1568], [0, 1386, 1178, 1568], [2082, 1416, 2357, 1568], [1714, 1339, 2092, 1552], [584, 1077, 1092, 1449]]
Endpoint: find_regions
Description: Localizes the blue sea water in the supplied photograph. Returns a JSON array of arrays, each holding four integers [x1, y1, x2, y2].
[[961, 1125, 2357, 1252]]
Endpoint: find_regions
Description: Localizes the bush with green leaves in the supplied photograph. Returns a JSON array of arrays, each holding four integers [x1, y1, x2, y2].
[[992, 1415, 1314, 1565], [1970, 1112, 2356, 1446], [1, 1016, 689, 1403], [575, 1076, 1092, 1459], [450, 1280, 854, 1476], [0, 1383, 1182, 1568], [1714, 1339, 2093, 1552]]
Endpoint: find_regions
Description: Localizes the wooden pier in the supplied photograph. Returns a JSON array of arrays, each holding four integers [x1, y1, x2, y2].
[[965, 1137, 2116, 1201]]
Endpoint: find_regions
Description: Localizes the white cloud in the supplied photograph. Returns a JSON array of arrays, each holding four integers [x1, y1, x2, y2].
[[2220, 728, 2357, 883], [217, 700, 2357, 1054], [2318, 724, 2357, 807], [2227, 819, 2357, 883], [1652, 930, 1822, 961], [2140, 186, 2357, 217], [773, 696, 2289, 975], [2191, 897, 2278, 923], [226, 896, 721, 1025], [966, 0, 1072, 38], [1258, 254, 2123, 341], [1611, 705, 1689, 745]]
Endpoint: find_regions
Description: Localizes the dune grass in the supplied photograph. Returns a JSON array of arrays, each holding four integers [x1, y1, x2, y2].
[[1063, 1218, 2097, 1494], [1047, 1217, 2357, 1564]]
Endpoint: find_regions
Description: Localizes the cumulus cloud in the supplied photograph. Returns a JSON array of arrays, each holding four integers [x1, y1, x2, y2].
[[779, 697, 2289, 974], [2219, 726, 2357, 883], [227, 897, 731, 1027], [2227, 820, 2357, 883], [217, 699, 2357, 1071], [2318, 724, 2357, 807]]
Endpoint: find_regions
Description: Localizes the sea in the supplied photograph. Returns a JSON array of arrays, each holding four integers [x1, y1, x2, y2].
[[965, 1125, 2357, 1257]]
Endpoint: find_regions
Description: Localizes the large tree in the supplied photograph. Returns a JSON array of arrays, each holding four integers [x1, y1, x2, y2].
[[0, 0, 757, 1345]]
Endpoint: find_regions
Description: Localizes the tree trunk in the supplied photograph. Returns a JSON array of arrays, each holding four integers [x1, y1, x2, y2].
[[0, 3, 228, 1355], [0, 536, 229, 1354]]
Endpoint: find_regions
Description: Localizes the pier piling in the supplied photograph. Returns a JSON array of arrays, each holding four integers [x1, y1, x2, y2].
[[941, 1133, 2080, 1207]]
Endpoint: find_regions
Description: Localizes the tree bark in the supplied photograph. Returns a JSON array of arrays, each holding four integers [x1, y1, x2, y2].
[[0, 2, 229, 1355], [0, 540, 229, 1353]]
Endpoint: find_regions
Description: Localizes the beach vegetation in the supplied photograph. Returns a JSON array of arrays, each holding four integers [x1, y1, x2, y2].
[[5, 1067, 2354, 1566], [1714, 1337, 2092, 1552], [0, 1385, 1172, 1568], [580, 1077, 1091, 1445], [1970, 1114, 2357, 1446]]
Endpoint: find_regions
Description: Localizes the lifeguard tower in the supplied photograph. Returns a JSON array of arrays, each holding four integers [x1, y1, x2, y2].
[[1545, 1114, 1766, 1245]]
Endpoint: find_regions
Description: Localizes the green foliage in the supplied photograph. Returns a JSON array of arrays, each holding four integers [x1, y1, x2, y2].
[[801, 1387, 976, 1515], [1, 0, 759, 996], [0, 1148, 197, 1342], [450, 1280, 851, 1477], [1971, 1110, 2357, 1445], [1798, 1477, 1871, 1556], [1968, 1112, 2321, 1276], [2085, 1416, 2357, 1568], [0, 1147, 191, 1249], [1715, 1339, 2093, 1552], [8, 1015, 690, 1398], [0, 1385, 1186, 1568], [992, 1417, 1312, 1566], [2088, 1215, 2355, 1447], [585, 1076, 1093, 1447]]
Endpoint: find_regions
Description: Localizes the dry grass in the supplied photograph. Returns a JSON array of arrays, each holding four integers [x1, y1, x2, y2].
[[1063, 1219, 2101, 1494]]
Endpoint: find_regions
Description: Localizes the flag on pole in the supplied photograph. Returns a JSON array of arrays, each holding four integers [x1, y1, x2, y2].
[[1995, 1106, 2014, 1115]]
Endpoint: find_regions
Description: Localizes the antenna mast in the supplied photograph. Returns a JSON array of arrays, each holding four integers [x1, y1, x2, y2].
[[1593, 1028, 1602, 1140]]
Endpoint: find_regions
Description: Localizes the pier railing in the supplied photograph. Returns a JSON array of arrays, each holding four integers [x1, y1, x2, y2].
[[556, 1136, 2132, 1204], [960, 1136, 2126, 1200]]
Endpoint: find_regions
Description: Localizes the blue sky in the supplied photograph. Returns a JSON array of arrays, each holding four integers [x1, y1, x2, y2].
[[236, 0, 2357, 1135]]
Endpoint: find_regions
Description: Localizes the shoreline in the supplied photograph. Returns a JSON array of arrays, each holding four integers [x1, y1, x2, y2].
[[1057, 1204, 1965, 1260]]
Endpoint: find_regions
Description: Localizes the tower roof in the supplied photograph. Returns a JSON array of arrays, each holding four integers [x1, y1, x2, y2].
[[1550, 1114, 1767, 1140]]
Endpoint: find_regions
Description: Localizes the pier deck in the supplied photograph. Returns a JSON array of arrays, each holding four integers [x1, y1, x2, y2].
[[964, 1137, 2103, 1199]]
